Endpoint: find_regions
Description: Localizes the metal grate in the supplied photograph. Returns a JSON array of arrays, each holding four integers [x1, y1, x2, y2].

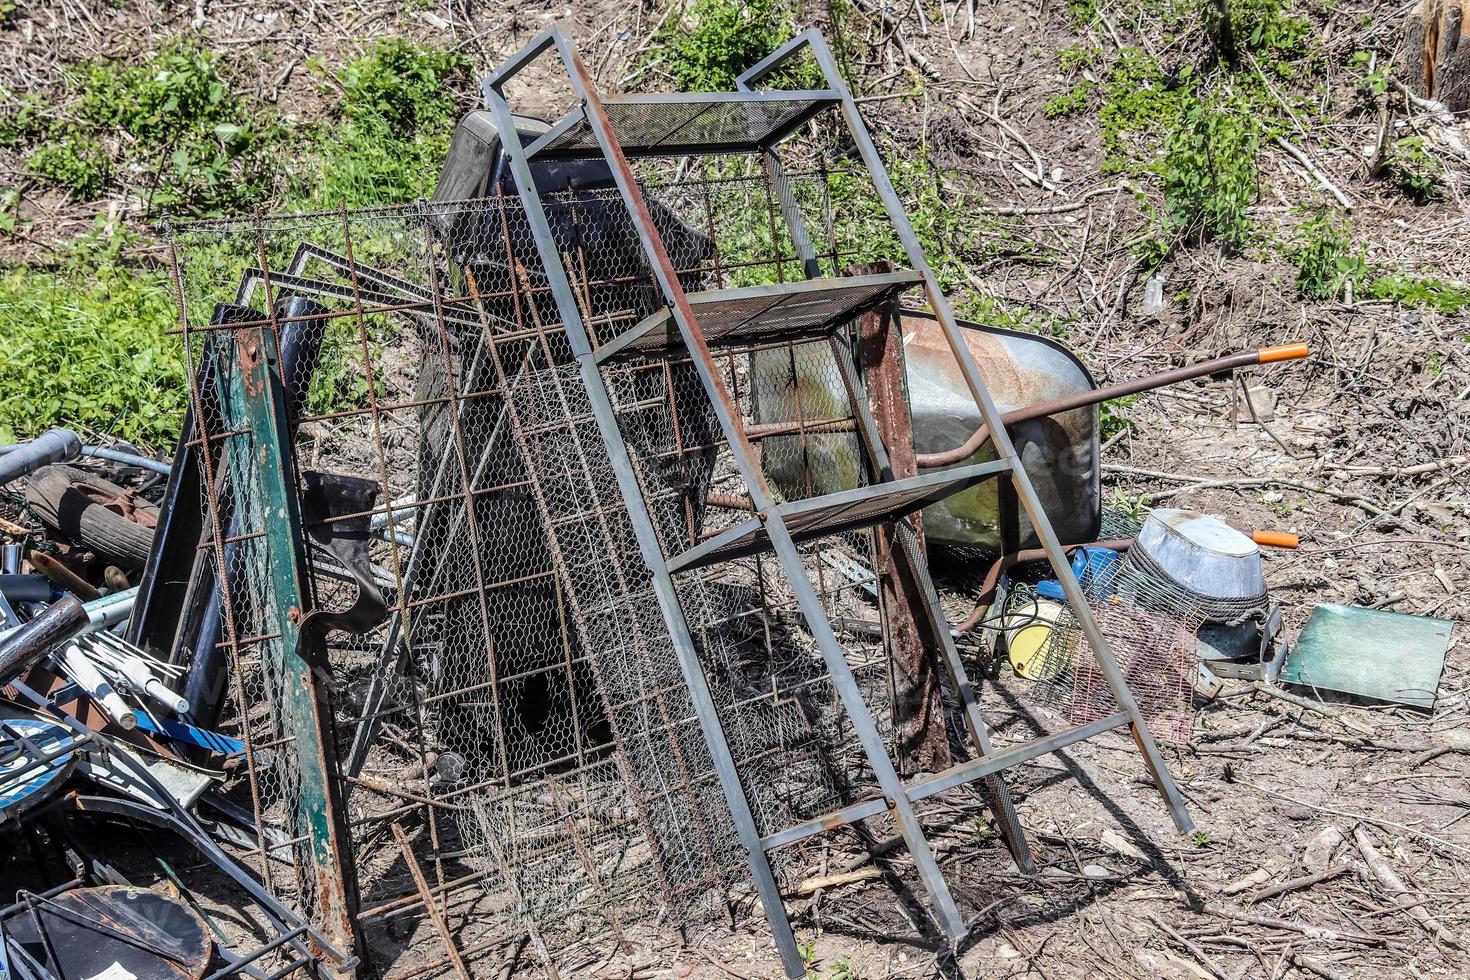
[[1026, 556, 1201, 744], [530, 93, 840, 159], [163, 165, 924, 975], [596, 272, 922, 362]]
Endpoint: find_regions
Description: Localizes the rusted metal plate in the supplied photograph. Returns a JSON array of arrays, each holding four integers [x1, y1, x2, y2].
[[216, 322, 363, 973]]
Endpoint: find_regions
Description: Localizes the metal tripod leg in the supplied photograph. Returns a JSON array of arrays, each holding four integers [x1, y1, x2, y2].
[[549, 36, 969, 946], [823, 334, 1035, 872]]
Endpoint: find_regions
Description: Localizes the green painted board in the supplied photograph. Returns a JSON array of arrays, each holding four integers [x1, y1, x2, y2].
[[1280, 603, 1453, 711]]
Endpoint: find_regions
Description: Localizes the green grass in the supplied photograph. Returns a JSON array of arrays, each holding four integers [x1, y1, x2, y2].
[[1287, 213, 1365, 300], [291, 39, 472, 209], [0, 38, 477, 443], [1366, 274, 1470, 312], [0, 241, 183, 446], [27, 40, 280, 213], [648, 0, 804, 91]]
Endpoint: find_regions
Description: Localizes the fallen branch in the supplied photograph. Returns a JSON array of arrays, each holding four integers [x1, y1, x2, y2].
[[981, 185, 1122, 215], [1146, 912, 1229, 980], [1276, 137, 1353, 210], [1102, 464, 1393, 519], [1195, 900, 1399, 948], [1249, 681, 1376, 737], [1321, 455, 1469, 478], [1293, 953, 1351, 980], [1354, 826, 1463, 948], [1247, 864, 1349, 904], [1237, 779, 1470, 858]]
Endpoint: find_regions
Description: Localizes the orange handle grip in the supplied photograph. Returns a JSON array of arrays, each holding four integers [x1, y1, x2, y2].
[[1253, 530, 1299, 549], [1258, 343, 1310, 363]]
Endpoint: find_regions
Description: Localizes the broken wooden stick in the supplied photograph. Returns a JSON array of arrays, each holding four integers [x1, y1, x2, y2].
[[1194, 900, 1399, 948], [1353, 826, 1463, 949], [1247, 864, 1350, 904]]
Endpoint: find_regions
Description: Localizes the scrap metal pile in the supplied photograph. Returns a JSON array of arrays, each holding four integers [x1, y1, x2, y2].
[[0, 25, 1455, 980]]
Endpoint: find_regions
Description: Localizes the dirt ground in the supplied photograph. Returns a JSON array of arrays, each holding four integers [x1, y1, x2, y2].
[[4, 0, 1470, 977]]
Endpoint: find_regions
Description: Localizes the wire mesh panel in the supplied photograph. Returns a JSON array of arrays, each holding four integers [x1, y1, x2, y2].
[[1025, 555, 1202, 744], [162, 160, 925, 974], [532, 94, 840, 159]]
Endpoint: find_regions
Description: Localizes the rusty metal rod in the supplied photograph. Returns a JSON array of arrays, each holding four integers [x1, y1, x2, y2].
[[955, 538, 1133, 634], [916, 343, 1311, 469]]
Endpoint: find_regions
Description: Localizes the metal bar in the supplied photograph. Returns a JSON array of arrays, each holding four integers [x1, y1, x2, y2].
[[759, 796, 889, 850], [907, 712, 1131, 802], [390, 823, 471, 980], [801, 31, 1195, 834], [219, 318, 363, 970], [523, 109, 586, 159], [842, 264, 950, 773], [916, 344, 1310, 469], [665, 458, 1012, 573], [483, 26, 561, 86], [483, 48, 806, 979], [549, 35, 968, 948]]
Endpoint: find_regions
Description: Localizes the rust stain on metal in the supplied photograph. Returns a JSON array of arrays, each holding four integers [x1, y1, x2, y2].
[[237, 329, 265, 398], [856, 262, 949, 774]]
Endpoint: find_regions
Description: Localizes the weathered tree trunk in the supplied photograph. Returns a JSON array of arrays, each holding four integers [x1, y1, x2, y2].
[[1402, 1, 1470, 113]]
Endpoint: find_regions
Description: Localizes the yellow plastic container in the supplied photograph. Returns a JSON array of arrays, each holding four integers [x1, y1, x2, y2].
[[1003, 581, 1066, 680]]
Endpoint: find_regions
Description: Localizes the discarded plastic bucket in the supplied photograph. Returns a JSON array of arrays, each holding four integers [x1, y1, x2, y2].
[[1004, 580, 1067, 680], [1070, 546, 1121, 588]]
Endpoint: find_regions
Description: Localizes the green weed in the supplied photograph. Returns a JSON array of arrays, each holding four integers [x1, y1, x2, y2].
[[1386, 136, 1442, 203], [651, 0, 803, 92], [1366, 274, 1470, 312], [1098, 50, 1191, 173], [1044, 81, 1094, 118], [1100, 394, 1138, 441], [20, 40, 279, 212], [0, 225, 183, 446], [1111, 489, 1150, 521], [1232, 0, 1311, 63], [292, 39, 471, 208], [25, 134, 111, 201], [1159, 90, 1258, 251], [1348, 50, 1388, 96], [1287, 213, 1366, 300]]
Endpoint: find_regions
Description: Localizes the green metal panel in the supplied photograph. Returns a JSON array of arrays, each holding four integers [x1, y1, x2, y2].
[[1281, 603, 1453, 711], [216, 322, 362, 972]]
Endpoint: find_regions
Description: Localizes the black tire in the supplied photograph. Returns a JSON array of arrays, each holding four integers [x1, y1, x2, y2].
[[24, 464, 158, 571]]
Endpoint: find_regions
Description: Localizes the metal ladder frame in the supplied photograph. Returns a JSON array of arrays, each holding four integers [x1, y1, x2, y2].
[[483, 27, 1194, 978]]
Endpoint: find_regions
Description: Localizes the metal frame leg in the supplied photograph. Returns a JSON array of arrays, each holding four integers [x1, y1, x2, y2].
[[543, 32, 969, 944], [745, 29, 1193, 835], [480, 70, 807, 978]]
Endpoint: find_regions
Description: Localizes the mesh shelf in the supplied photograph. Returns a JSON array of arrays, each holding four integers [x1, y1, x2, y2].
[[527, 91, 842, 160], [595, 272, 921, 363], [667, 459, 1014, 573]]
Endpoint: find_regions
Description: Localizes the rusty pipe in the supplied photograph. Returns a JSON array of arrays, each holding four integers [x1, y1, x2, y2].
[[955, 538, 1133, 634], [0, 594, 88, 686], [916, 343, 1311, 469]]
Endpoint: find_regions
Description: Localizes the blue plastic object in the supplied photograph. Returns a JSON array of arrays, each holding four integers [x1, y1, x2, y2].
[[1070, 546, 1121, 587], [1035, 580, 1066, 601]]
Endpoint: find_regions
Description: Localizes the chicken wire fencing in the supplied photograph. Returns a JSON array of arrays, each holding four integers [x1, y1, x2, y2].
[[161, 165, 941, 977], [1017, 552, 1203, 745]]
